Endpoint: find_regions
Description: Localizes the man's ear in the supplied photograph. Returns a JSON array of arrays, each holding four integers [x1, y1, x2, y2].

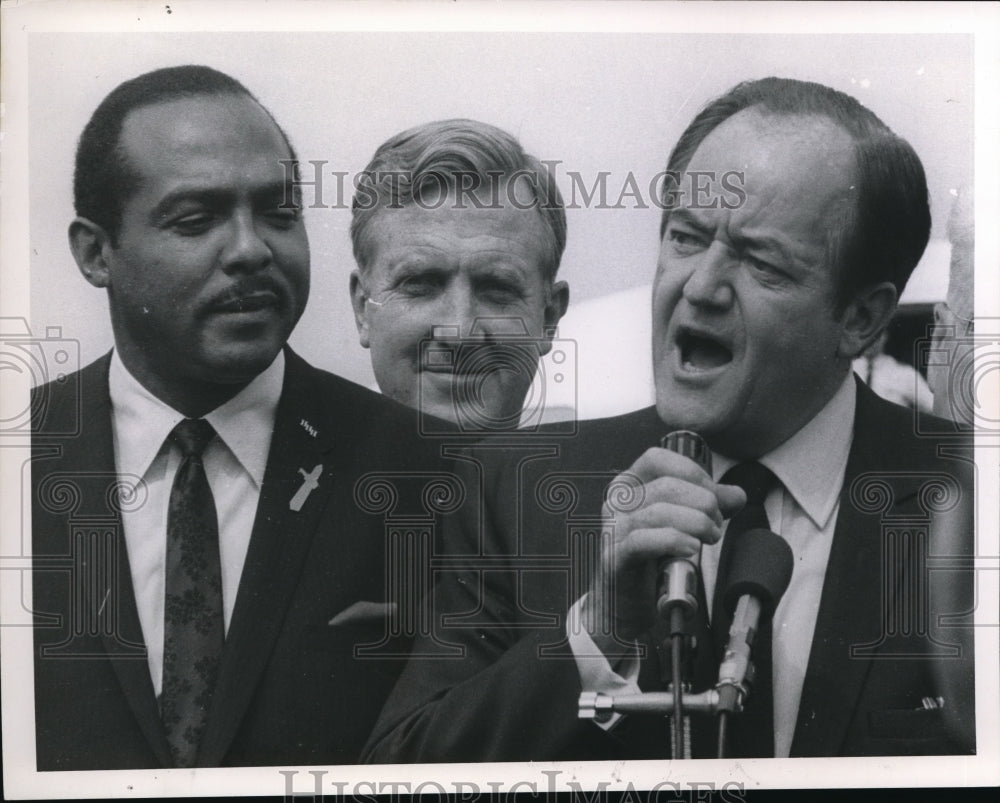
[[837, 281, 898, 359], [349, 271, 372, 349], [539, 280, 570, 355], [68, 217, 114, 288]]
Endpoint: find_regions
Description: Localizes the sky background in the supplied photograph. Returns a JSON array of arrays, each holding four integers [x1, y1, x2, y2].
[[25, 30, 975, 400]]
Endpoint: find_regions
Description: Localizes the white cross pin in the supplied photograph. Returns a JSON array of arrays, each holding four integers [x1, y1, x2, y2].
[[289, 464, 322, 511]]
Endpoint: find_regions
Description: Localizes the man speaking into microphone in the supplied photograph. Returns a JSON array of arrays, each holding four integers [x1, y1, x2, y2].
[[364, 77, 975, 761]]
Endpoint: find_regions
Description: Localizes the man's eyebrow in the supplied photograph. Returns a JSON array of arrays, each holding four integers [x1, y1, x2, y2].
[[150, 187, 231, 219], [150, 180, 299, 219], [731, 230, 796, 263], [667, 208, 800, 264], [255, 180, 299, 201], [667, 208, 713, 233], [383, 253, 442, 275], [472, 260, 529, 279]]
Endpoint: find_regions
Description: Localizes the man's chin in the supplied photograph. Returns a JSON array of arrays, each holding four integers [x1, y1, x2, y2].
[[417, 392, 522, 431], [418, 399, 460, 426], [414, 372, 527, 430], [654, 391, 734, 440], [198, 343, 284, 385], [412, 374, 451, 415]]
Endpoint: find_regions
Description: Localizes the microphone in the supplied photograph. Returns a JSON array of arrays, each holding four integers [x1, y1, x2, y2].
[[715, 528, 794, 713], [656, 430, 712, 634]]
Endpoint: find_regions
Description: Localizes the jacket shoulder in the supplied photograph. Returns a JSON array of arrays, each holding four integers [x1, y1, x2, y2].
[[287, 355, 419, 422], [854, 380, 973, 465], [531, 405, 667, 465], [281, 351, 435, 459], [31, 354, 111, 437]]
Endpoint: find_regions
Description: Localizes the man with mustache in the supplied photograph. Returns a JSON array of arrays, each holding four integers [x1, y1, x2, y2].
[[349, 118, 569, 431], [364, 77, 975, 761], [31, 65, 444, 769]]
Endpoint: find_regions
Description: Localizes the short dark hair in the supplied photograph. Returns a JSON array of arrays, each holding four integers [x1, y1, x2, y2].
[[73, 65, 297, 245], [351, 118, 566, 283], [660, 77, 930, 311]]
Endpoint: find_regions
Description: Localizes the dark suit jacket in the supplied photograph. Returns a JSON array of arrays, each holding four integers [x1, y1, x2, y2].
[[362, 378, 976, 762], [32, 349, 453, 769]]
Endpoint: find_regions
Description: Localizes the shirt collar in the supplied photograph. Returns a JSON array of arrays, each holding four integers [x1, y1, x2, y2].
[[713, 372, 856, 530], [108, 350, 285, 488]]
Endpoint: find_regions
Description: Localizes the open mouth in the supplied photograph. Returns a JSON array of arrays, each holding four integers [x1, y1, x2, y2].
[[677, 328, 733, 372]]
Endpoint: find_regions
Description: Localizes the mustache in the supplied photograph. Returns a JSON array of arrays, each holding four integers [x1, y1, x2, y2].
[[205, 277, 287, 311]]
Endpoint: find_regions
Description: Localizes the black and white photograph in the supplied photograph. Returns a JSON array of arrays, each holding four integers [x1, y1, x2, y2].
[[1, 1, 997, 799]]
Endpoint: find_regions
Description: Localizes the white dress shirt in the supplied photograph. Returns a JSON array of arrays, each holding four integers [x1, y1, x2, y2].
[[569, 372, 857, 758], [108, 350, 284, 696]]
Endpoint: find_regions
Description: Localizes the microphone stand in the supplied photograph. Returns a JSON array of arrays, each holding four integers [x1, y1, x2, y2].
[[655, 431, 711, 759], [669, 608, 687, 758], [717, 712, 729, 759], [713, 594, 762, 757], [578, 680, 749, 759], [584, 518, 793, 759]]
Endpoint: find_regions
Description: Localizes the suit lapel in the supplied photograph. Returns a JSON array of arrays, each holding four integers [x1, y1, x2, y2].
[[198, 352, 342, 765], [790, 382, 913, 756], [102, 525, 173, 768], [70, 356, 174, 766]]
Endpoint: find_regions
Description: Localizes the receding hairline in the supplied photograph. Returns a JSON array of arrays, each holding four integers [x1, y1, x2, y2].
[[111, 90, 298, 202], [696, 105, 858, 163], [118, 91, 293, 151]]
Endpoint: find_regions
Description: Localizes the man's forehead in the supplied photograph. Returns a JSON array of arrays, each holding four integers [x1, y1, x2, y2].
[[373, 193, 549, 241], [412, 173, 541, 209], [687, 108, 855, 172], [118, 93, 292, 177], [677, 109, 857, 219], [365, 202, 551, 276]]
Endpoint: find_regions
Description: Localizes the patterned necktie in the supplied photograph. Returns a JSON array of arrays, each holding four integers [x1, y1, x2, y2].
[[160, 418, 224, 768], [713, 461, 777, 758]]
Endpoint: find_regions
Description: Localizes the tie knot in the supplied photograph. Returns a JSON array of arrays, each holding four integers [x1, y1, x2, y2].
[[721, 461, 776, 505], [169, 418, 216, 458]]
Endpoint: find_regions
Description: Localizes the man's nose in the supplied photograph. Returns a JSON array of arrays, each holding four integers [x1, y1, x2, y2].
[[435, 284, 483, 337], [221, 212, 272, 273], [431, 284, 529, 341], [682, 241, 734, 309]]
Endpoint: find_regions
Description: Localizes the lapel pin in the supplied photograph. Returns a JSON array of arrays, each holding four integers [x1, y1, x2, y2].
[[290, 464, 323, 511], [299, 418, 318, 438]]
